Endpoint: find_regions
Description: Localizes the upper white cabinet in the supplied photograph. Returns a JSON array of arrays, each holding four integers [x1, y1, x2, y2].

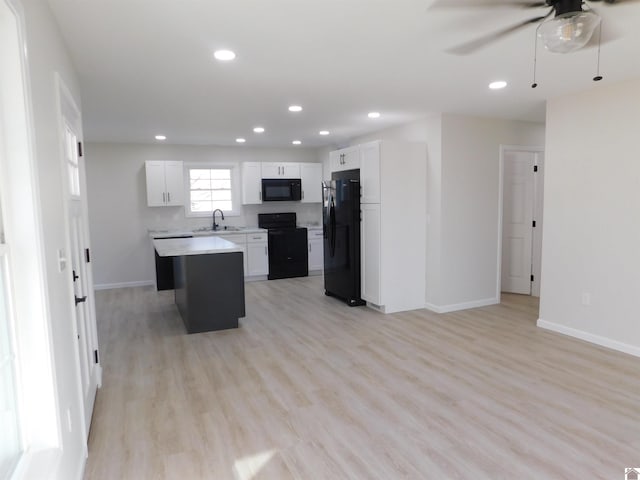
[[300, 163, 323, 203], [241, 162, 262, 205], [262, 162, 300, 179], [145, 161, 184, 207], [359, 141, 381, 204], [242, 161, 322, 204], [330, 146, 360, 172]]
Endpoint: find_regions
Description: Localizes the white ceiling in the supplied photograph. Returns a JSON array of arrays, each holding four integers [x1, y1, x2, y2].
[[46, 0, 640, 148]]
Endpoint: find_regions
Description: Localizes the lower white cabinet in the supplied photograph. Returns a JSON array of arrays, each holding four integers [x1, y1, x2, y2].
[[360, 203, 381, 305], [223, 234, 248, 275], [246, 232, 268, 276], [307, 228, 324, 271]]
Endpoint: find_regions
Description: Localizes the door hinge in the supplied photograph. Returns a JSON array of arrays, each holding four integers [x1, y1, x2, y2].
[[94, 349, 99, 364], [532, 220, 536, 227], [533, 165, 538, 172], [72, 270, 79, 282], [531, 274, 534, 282], [85, 248, 91, 263], [77, 141, 83, 157]]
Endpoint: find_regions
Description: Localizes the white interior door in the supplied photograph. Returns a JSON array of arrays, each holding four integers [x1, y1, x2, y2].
[[60, 95, 100, 439], [502, 150, 535, 294]]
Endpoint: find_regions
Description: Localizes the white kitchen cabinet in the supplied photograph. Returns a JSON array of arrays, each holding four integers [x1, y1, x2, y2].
[[355, 141, 427, 313], [261, 162, 300, 179], [330, 146, 360, 173], [223, 234, 248, 275], [307, 228, 324, 272], [300, 163, 323, 203], [241, 162, 263, 205], [145, 161, 184, 207], [360, 204, 381, 305], [246, 232, 268, 276], [359, 141, 381, 204]]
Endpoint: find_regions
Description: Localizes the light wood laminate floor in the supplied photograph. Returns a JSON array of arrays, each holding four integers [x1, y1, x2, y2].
[[85, 276, 640, 479]]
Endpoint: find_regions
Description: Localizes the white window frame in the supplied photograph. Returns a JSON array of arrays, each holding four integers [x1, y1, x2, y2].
[[184, 162, 241, 217], [1, 0, 62, 477]]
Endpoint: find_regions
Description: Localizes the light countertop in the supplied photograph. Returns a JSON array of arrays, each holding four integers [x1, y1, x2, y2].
[[153, 236, 244, 257], [149, 227, 266, 239]]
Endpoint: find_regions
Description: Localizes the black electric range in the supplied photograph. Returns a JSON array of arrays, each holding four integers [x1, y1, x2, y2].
[[258, 213, 308, 280]]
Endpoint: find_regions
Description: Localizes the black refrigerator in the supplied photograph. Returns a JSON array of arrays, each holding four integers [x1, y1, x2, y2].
[[322, 169, 365, 306]]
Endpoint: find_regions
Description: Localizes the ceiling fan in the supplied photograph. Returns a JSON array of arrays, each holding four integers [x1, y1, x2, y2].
[[431, 0, 638, 54]]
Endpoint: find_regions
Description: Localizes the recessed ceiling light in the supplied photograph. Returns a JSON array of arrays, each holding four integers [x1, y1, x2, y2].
[[292, 140, 302, 145], [253, 127, 265, 133], [214, 49, 236, 61], [155, 135, 166, 141], [236, 138, 246, 143], [288, 105, 303, 112], [489, 81, 507, 90], [319, 130, 330, 136], [368, 112, 381, 119]]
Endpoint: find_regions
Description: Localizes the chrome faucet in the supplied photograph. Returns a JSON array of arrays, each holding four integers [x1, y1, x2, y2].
[[212, 209, 225, 231]]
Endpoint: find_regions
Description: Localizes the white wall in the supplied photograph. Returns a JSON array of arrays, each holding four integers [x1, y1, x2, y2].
[[16, 0, 88, 477], [85, 142, 324, 287], [437, 114, 545, 310], [538, 78, 640, 356]]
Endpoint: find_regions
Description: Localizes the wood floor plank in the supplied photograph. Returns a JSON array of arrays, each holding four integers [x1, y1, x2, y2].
[[84, 277, 640, 479]]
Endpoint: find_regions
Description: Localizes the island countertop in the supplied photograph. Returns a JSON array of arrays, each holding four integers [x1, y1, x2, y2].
[[153, 236, 244, 257]]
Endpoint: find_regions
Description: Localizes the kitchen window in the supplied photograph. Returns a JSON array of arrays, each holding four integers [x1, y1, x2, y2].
[[186, 164, 240, 216]]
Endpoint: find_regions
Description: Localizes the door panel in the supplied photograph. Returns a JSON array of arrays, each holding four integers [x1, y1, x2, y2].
[[502, 151, 534, 295]]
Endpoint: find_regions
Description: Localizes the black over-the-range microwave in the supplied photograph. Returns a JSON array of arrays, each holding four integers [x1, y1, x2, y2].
[[261, 178, 302, 202]]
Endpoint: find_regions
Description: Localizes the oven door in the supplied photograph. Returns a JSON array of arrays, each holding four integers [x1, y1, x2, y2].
[[262, 178, 301, 201]]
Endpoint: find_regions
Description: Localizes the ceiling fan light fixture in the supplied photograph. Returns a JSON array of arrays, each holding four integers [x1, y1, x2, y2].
[[538, 11, 601, 54]]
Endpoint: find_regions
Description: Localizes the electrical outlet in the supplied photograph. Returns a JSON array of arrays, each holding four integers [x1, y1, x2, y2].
[[581, 293, 591, 306]]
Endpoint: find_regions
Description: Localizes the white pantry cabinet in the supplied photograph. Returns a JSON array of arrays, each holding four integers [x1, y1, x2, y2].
[[307, 228, 324, 272], [330, 146, 360, 172], [262, 162, 300, 179], [359, 141, 381, 204], [241, 162, 262, 205], [360, 203, 381, 305], [246, 232, 268, 276], [145, 161, 184, 207], [300, 163, 323, 203]]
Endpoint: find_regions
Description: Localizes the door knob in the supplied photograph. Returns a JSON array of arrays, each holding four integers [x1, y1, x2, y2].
[[75, 295, 87, 306]]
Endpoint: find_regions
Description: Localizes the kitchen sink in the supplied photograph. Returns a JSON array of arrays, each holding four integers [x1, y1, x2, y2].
[[193, 226, 243, 233]]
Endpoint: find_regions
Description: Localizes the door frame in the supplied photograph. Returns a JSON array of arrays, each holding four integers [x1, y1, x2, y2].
[[496, 145, 545, 299], [55, 73, 101, 444]]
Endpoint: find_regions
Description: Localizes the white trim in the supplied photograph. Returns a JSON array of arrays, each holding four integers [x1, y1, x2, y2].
[[0, 0, 60, 461], [424, 297, 499, 314], [537, 318, 640, 358], [94, 280, 155, 291], [496, 144, 545, 300], [183, 162, 241, 217]]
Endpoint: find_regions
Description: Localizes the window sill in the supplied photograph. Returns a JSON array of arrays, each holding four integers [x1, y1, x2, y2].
[[12, 448, 64, 480]]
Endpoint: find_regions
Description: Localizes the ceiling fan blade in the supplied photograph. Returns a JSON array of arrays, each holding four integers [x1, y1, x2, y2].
[[589, 0, 640, 3], [446, 12, 552, 55], [429, 0, 547, 9]]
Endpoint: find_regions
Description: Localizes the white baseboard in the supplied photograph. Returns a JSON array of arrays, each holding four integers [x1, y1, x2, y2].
[[537, 318, 640, 358], [424, 297, 499, 314], [94, 280, 154, 291]]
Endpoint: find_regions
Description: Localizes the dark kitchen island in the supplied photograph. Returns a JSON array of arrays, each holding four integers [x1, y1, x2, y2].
[[153, 236, 245, 333]]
